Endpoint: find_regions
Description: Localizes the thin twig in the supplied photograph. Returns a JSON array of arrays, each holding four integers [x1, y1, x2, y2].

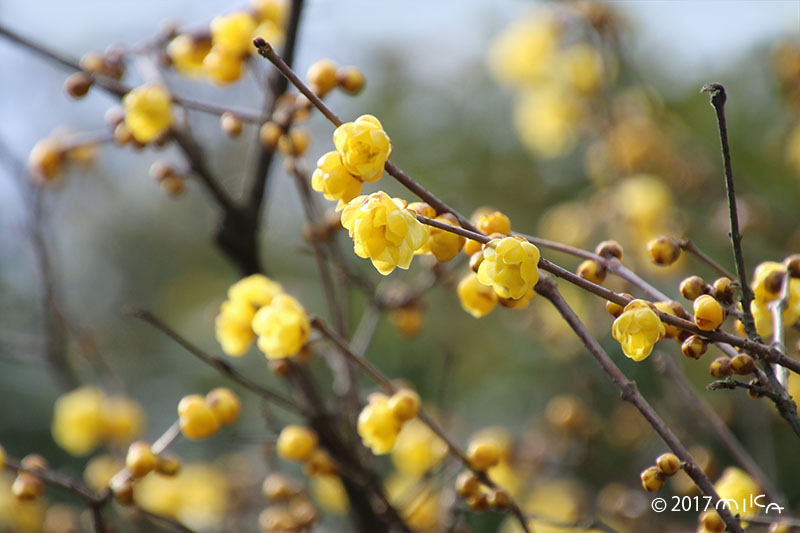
[[311, 316, 532, 533], [125, 307, 302, 414], [701, 83, 757, 339], [536, 275, 743, 533], [679, 239, 735, 280]]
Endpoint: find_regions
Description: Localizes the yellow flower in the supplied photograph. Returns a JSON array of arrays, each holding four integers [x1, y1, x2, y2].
[[203, 46, 245, 84], [252, 294, 310, 358], [340, 192, 429, 275], [357, 393, 403, 455], [166, 34, 211, 77], [276, 425, 318, 462], [311, 475, 349, 515], [611, 300, 666, 361], [558, 43, 607, 94], [476, 210, 512, 237], [714, 467, 760, 519], [51, 386, 105, 456], [488, 13, 560, 87], [122, 85, 172, 143], [653, 301, 681, 339], [457, 272, 498, 318], [252, 0, 288, 25], [210, 11, 257, 55], [417, 213, 465, 262], [228, 273, 283, 307], [514, 86, 583, 159], [391, 419, 448, 477], [177, 395, 220, 440], [752, 261, 786, 302], [102, 395, 146, 446], [215, 298, 257, 356], [311, 151, 363, 209], [333, 115, 392, 182], [28, 138, 62, 183], [477, 236, 541, 300]]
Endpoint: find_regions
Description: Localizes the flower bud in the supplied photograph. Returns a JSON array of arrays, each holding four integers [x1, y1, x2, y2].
[[681, 335, 707, 359], [709, 357, 731, 379], [454, 471, 479, 498], [785, 254, 800, 278], [647, 236, 680, 266], [221, 112, 243, 137], [307, 59, 338, 97], [277, 425, 318, 462], [730, 353, 755, 375], [655, 453, 680, 476], [640, 466, 664, 492], [577, 259, 606, 284], [125, 441, 157, 478], [337, 66, 366, 94], [679, 276, 706, 300], [693, 295, 724, 331], [65, 72, 93, 99], [712, 277, 735, 303], [595, 240, 623, 260], [260, 121, 282, 149], [466, 438, 500, 471]]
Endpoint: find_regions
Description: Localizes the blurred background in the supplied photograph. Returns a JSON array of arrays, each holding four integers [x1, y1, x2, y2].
[[1, 1, 800, 531]]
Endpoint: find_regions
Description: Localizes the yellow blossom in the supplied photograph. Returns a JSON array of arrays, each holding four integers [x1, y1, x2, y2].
[[252, 0, 288, 25], [477, 236, 541, 300], [166, 34, 211, 77], [357, 393, 403, 455], [391, 419, 448, 477], [102, 395, 146, 446], [215, 298, 257, 356], [714, 467, 760, 519], [611, 300, 666, 361], [210, 11, 257, 55], [752, 261, 786, 302], [28, 138, 62, 183], [312, 151, 363, 209], [228, 273, 283, 307], [340, 192, 429, 275], [457, 272, 498, 318], [514, 86, 583, 159], [333, 115, 392, 182], [558, 42, 607, 94], [51, 386, 105, 456], [203, 46, 245, 84], [122, 85, 172, 143], [488, 14, 560, 87], [311, 475, 349, 515], [178, 394, 220, 440], [252, 294, 310, 358]]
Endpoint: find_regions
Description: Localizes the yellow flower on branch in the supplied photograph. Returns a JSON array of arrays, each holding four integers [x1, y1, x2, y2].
[[122, 85, 172, 143], [477, 236, 541, 300], [333, 115, 392, 182], [611, 300, 666, 361], [340, 192, 429, 275], [357, 393, 403, 455], [252, 294, 310, 358], [457, 272, 498, 318], [311, 151, 363, 209]]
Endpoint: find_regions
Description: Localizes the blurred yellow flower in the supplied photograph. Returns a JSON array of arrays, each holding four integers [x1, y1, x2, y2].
[[357, 393, 403, 455], [391, 419, 448, 478], [457, 272, 498, 318], [558, 43, 607, 94], [714, 467, 760, 519], [488, 14, 560, 88], [333, 115, 392, 182], [51, 386, 106, 456], [340, 192, 429, 275], [166, 34, 211, 77], [122, 85, 172, 143], [252, 294, 310, 358], [416, 213, 465, 262], [210, 11, 257, 55], [514, 87, 583, 159]]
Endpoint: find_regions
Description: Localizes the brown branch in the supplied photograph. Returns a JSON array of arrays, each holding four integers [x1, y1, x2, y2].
[[679, 238, 735, 280], [535, 275, 743, 533], [310, 316, 532, 533], [701, 83, 758, 340], [125, 308, 302, 414]]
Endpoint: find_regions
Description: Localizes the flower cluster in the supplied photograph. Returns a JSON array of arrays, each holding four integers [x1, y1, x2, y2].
[[340, 191, 429, 275], [215, 274, 310, 360], [177, 388, 240, 440], [477, 236, 541, 300], [167, 2, 288, 85], [312, 115, 392, 208], [748, 260, 800, 337], [357, 389, 421, 455], [51, 386, 145, 456]]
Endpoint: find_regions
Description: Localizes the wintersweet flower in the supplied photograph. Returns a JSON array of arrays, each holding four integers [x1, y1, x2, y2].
[[210, 11, 257, 55], [333, 115, 392, 182], [51, 386, 105, 456], [122, 85, 173, 143], [252, 294, 310, 358], [228, 274, 283, 308], [477, 236, 541, 300], [215, 298, 258, 357], [611, 300, 666, 361], [714, 467, 760, 519], [416, 213, 465, 262], [457, 272, 498, 318], [340, 192, 429, 275], [357, 393, 403, 455], [166, 34, 211, 78], [311, 151, 363, 209]]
